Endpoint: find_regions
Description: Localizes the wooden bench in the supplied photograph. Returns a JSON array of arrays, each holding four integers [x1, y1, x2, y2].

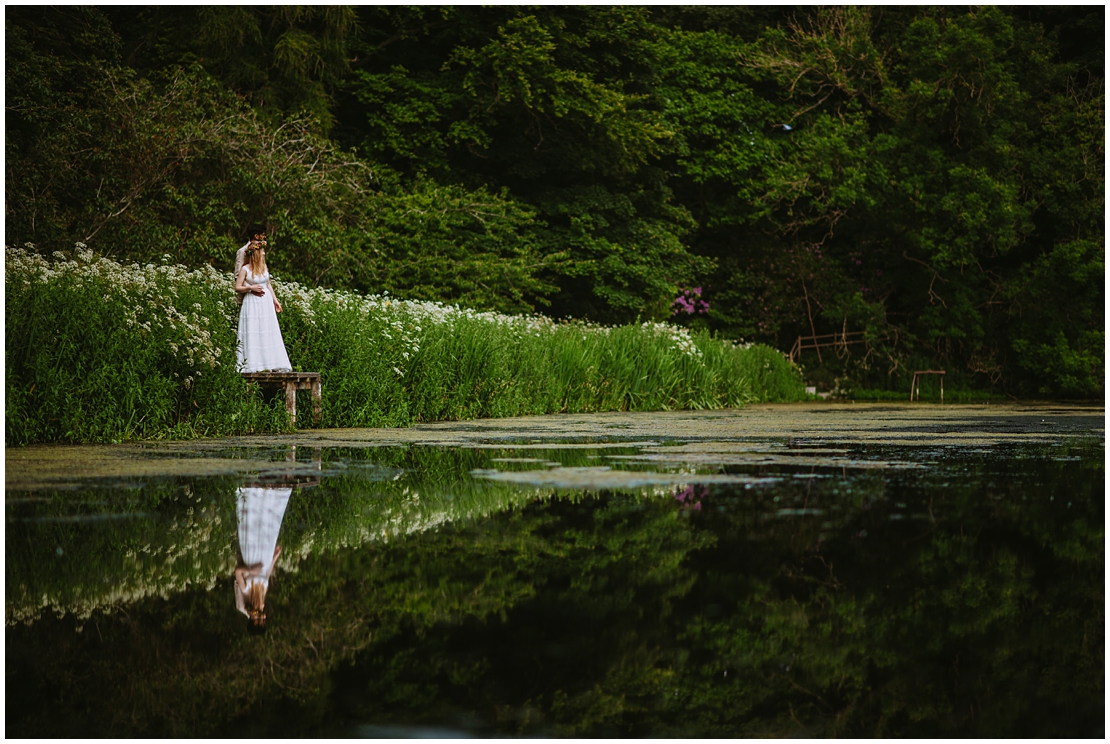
[[910, 370, 945, 403], [241, 372, 321, 426]]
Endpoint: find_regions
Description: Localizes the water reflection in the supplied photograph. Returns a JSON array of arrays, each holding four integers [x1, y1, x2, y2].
[[234, 485, 290, 632], [234, 446, 321, 632], [5, 432, 1104, 738]]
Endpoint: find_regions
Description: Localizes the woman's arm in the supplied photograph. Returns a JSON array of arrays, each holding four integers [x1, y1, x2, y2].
[[234, 580, 249, 616], [236, 563, 264, 586], [234, 267, 250, 295], [269, 279, 282, 312], [235, 267, 265, 297]]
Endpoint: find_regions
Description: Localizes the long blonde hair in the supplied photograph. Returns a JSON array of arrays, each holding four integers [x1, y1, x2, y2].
[[247, 581, 266, 611], [246, 245, 267, 277], [245, 581, 268, 633]]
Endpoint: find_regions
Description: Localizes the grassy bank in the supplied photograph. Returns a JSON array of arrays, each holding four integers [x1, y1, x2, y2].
[[6, 245, 805, 445], [843, 387, 1010, 403]]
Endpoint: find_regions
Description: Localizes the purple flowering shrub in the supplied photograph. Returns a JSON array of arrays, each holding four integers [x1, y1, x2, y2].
[[672, 287, 709, 316]]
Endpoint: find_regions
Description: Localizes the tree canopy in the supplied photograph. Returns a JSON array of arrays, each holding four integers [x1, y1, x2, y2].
[[5, 6, 1103, 396]]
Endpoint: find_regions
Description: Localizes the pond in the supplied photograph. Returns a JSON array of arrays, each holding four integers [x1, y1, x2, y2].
[[6, 403, 1104, 737]]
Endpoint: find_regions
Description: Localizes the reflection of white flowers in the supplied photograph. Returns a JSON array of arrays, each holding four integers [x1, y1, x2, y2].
[[7, 474, 549, 626], [6, 502, 234, 626]]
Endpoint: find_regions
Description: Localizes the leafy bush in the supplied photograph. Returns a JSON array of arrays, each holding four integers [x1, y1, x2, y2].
[[7, 245, 805, 445], [5, 59, 562, 315], [6, 245, 286, 444]]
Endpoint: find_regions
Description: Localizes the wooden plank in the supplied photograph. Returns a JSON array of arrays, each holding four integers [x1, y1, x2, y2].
[[311, 381, 322, 425], [241, 371, 323, 427], [911, 370, 946, 402], [284, 381, 297, 424], [242, 372, 319, 382]]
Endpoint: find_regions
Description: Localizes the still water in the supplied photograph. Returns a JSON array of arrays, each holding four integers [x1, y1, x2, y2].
[[6, 404, 1104, 737]]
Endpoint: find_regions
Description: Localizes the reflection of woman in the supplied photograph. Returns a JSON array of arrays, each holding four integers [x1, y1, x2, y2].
[[234, 230, 292, 373], [234, 486, 292, 633]]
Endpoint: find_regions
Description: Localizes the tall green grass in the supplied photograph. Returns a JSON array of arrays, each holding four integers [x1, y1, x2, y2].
[[7, 245, 805, 444]]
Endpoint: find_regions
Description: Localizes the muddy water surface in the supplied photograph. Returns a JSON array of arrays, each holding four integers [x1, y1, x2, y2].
[[6, 403, 1104, 737]]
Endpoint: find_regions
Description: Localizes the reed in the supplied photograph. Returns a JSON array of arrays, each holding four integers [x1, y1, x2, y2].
[[6, 245, 805, 445]]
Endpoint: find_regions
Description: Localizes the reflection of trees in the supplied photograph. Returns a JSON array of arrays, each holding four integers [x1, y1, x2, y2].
[[327, 492, 715, 738], [5, 442, 1104, 737], [5, 447, 545, 624], [6, 498, 555, 736], [5, 477, 242, 626], [664, 444, 1104, 737]]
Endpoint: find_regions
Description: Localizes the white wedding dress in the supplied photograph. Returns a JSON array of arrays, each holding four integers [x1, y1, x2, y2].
[[237, 268, 292, 373], [234, 486, 292, 616]]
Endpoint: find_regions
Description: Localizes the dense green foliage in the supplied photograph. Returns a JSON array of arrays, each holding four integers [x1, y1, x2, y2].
[[7, 440, 1104, 736], [6, 246, 803, 445], [6, 6, 1103, 396]]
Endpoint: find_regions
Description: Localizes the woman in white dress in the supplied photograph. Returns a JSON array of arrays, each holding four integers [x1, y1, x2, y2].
[[234, 484, 292, 633], [235, 232, 292, 373]]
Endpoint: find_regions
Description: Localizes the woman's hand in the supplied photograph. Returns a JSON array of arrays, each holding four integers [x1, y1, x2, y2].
[[235, 268, 267, 297], [274, 299, 283, 313]]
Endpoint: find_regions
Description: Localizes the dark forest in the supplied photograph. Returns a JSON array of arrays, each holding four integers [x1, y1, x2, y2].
[[6, 6, 1103, 397]]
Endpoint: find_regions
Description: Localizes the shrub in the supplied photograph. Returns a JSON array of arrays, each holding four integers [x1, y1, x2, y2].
[[6, 245, 805, 445]]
